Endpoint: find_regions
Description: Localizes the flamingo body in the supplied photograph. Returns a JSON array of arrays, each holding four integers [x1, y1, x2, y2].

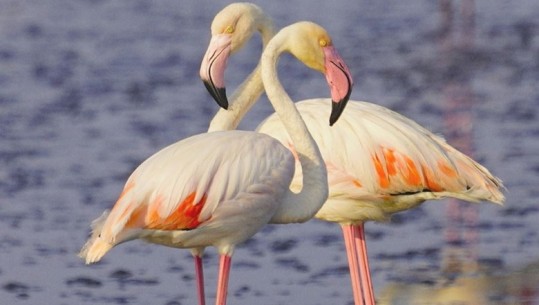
[[81, 20, 354, 305], [79, 131, 294, 263], [257, 98, 504, 225], [256, 99, 503, 305]]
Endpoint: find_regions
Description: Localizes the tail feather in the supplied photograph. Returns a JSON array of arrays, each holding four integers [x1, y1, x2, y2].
[[79, 210, 113, 264], [451, 152, 505, 205]]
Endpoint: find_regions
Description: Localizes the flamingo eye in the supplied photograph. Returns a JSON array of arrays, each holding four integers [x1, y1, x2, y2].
[[319, 39, 328, 47], [225, 25, 235, 34]]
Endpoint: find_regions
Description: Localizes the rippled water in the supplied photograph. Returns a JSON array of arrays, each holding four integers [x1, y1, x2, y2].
[[1, 0, 538, 304]]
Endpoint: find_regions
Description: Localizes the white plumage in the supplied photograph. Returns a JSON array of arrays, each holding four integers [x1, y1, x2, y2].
[[257, 99, 504, 224], [79, 131, 294, 262]]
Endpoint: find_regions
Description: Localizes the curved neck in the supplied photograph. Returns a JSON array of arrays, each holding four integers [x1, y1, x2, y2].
[[207, 17, 276, 132], [261, 31, 328, 224]]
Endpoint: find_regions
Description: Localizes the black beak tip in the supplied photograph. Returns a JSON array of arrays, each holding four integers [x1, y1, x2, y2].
[[203, 80, 228, 110], [215, 87, 229, 110], [329, 98, 349, 126]]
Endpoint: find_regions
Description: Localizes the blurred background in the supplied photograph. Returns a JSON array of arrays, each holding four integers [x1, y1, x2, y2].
[[0, 0, 538, 304]]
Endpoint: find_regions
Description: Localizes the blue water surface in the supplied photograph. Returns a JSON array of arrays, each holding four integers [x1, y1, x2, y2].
[[1, 1, 538, 304]]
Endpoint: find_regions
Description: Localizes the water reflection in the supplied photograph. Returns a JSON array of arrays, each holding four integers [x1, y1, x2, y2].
[[378, 1, 531, 304], [439, 0, 480, 277], [378, 260, 539, 304]]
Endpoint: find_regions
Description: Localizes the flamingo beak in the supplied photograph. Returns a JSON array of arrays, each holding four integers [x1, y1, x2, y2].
[[200, 34, 232, 109], [323, 46, 353, 126]]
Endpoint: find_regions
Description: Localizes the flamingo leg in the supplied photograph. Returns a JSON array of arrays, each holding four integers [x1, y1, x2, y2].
[[353, 224, 375, 305], [342, 224, 365, 305], [194, 255, 206, 305], [215, 255, 232, 305]]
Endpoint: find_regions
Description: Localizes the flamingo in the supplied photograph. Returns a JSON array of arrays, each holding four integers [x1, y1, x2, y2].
[[199, 3, 505, 305], [78, 21, 352, 305]]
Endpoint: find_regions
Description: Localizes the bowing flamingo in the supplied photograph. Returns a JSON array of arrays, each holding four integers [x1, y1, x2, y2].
[[199, 3, 505, 305], [79, 21, 353, 305]]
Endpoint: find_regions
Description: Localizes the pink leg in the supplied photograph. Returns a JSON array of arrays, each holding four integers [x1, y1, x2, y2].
[[342, 224, 365, 305], [215, 255, 232, 305], [194, 255, 206, 305], [354, 224, 375, 305]]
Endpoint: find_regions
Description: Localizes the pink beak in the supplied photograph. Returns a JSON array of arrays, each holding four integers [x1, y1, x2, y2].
[[200, 34, 232, 109], [323, 46, 353, 126]]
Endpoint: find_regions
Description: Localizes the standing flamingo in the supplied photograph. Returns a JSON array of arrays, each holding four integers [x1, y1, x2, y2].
[[199, 3, 505, 305], [79, 21, 353, 305]]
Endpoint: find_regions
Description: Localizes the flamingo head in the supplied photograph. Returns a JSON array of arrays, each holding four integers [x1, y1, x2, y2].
[[278, 21, 354, 125], [199, 3, 270, 109]]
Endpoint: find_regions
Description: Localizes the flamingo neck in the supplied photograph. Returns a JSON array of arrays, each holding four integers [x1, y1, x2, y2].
[[207, 67, 263, 132], [261, 29, 328, 224], [207, 17, 276, 132]]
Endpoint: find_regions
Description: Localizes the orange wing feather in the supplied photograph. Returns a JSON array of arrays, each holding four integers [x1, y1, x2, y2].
[[373, 147, 455, 192], [123, 191, 206, 231]]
